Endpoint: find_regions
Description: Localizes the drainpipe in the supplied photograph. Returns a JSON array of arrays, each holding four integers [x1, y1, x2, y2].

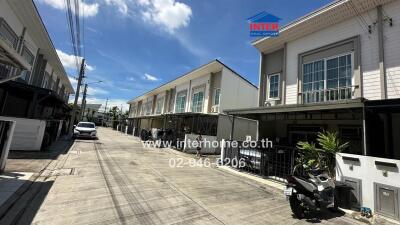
[[377, 5, 387, 99], [282, 43, 287, 104], [362, 104, 367, 156], [229, 115, 235, 141]]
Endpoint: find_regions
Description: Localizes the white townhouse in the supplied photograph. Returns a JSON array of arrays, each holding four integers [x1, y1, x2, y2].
[[0, 0, 74, 152], [225, 0, 400, 220], [127, 59, 258, 152]]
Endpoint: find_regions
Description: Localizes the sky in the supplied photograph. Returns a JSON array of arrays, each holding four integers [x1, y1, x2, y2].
[[34, 0, 332, 111]]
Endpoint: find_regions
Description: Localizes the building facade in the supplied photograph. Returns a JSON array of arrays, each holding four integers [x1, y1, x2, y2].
[[226, 0, 400, 220], [127, 59, 258, 153], [0, 0, 74, 151]]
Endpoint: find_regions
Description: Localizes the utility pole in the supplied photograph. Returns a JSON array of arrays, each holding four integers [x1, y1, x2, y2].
[[102, 98, 108, 127], [69, 59, 85, 136], [81, 83, 88, 120]]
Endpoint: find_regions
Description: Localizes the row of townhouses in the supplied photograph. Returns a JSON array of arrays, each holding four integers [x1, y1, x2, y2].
[[0, 0, 74, 160], [127, 60, 258, 152], [126, 0, 400, 221]]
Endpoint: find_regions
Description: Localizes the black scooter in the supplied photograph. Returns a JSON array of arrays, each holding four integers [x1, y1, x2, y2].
[[284, 169, 338, 218]]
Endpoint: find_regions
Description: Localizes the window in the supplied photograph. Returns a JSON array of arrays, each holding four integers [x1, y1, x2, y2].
[[155, 97, 164, 114], [213, 88, 221, 106], [145, 101, 152, 115], [21, 46, 35, 66], [0, 19, 18, 49], [0, 63, 11, 79], [303, 60, 324, 103], [140, 104, 146, 115], [302, 53, 353, 103], [191, 89, 204, 113], [42, 72, 50, 89], [326, 54, 352, 100], [175, 91, 187, 113], [268, 74, 280, 99], [20, 71, 31, 83]]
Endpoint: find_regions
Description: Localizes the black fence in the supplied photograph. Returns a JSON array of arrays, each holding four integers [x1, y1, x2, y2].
[[223, 141, 296, 182]]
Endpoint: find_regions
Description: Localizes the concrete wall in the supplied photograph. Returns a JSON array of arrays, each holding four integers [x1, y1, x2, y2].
[[183, 133, 218, 154], [336, 153, 400, 213], [217, 114, 258, 141], [219, 68, 258, 112]]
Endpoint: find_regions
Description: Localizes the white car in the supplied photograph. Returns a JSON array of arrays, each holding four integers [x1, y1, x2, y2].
[[73, 122, 97, 139]]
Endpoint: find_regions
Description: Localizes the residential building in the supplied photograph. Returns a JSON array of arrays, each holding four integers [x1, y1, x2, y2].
[[0, 0, 74, 151], [225, 0, 400, 220], [79, 103, 102, 123], [127, 59, 258, 153]]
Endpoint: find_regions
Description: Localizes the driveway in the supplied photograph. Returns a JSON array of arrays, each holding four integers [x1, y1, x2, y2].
[[15, 128, 362, 225]]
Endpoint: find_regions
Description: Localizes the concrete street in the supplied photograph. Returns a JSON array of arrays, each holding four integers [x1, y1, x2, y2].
[[12, 128, 364, 225]]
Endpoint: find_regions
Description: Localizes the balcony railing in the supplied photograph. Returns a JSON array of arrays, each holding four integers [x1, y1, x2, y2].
[[301, 86, 353, 104]]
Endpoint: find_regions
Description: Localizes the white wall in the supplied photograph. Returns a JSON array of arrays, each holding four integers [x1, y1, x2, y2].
[[0, 1, 24, 37], [383, 1, 400, 99], [284, 1, 400, 103], [220, 68, 258, 112], [0, 116, 46, 151], [336, 153, 400, 212]]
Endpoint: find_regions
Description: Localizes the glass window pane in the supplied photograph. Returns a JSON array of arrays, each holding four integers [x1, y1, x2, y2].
[[327, 58, 338, 69], [327, 69, 338, 80], [339, 55, 347, 67]]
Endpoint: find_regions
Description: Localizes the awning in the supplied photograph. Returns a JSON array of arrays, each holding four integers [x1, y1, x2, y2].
[[0, 38, 31, 71], [129, 112, 218, 120]]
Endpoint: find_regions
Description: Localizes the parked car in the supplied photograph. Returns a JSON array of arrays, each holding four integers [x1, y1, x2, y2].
[[73, 122, 97, 139]]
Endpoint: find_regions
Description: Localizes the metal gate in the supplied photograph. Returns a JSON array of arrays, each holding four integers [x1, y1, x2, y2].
[[223, 141, 296, 182]]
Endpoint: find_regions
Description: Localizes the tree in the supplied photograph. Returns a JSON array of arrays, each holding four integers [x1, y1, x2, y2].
[[296, 130, 349, 177], [109, 106, 119, 128]]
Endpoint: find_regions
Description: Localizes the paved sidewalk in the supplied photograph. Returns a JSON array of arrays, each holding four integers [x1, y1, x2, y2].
[[3, 128, 369, 225]]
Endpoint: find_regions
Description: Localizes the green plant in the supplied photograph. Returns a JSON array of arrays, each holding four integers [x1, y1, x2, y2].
[[295, 130, 349, 177]]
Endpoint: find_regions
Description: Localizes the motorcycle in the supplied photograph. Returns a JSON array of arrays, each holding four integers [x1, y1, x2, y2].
[[284, 169, 338, 218]]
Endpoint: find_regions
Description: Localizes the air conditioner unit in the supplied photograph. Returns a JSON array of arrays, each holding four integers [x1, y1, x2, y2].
[[211, 105, 219, 113], [264, 99, 278, 107]]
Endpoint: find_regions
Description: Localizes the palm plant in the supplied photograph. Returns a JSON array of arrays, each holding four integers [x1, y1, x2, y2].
[[295, 130, 349, 177]]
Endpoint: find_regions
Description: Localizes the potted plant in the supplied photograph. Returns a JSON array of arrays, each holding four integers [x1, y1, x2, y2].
[[296, 130, 349, 177]]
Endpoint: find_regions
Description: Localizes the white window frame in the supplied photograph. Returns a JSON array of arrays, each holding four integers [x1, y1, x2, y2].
[[213, 88, 221, 106], [191, 87, 205, 113], [267, 73, 280, 100], [155, 97, 164, 115], [301, 52, 354, 103], [175, 90, 187, 113]]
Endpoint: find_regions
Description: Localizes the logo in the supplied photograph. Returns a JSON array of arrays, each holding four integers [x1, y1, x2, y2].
[[247, 11, 281, 37]]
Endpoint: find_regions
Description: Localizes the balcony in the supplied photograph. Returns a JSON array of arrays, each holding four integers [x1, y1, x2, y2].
[[301, 86, 353, 104]]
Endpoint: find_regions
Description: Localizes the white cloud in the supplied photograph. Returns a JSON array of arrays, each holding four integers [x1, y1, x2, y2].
[[142, 73, 159, 81], [104, 0, 129, 15], [139, 0, 192, 33], [56, 49, 94, 72], [37, 0, 99, 17], [87, 86, 109, 95]]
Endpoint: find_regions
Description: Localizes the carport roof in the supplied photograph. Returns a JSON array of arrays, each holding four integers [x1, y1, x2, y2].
[[224, 98, 364, 115]]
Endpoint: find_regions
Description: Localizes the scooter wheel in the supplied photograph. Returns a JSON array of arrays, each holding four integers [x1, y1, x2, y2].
[[289, 195, 306, 219]]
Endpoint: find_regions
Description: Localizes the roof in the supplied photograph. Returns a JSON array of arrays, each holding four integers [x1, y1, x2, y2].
[[224, 98, 364, 115], [252, 0, 394, 53], [6, 0, 74, 94], [247, 11, 281, 23], [127, 59, 257, 104]]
